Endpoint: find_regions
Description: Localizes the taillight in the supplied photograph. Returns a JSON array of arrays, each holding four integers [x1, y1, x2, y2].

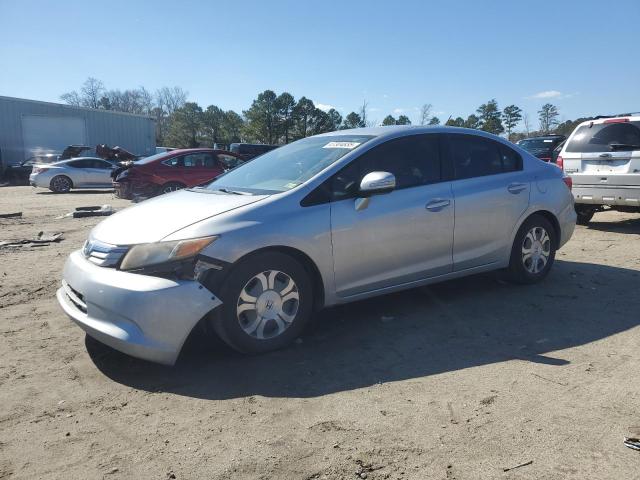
[[562, 176, 572, 190], [556, 155, 564, 169]]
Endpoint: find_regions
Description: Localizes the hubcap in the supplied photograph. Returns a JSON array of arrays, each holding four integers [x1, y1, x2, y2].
[[236, 270, 299, 340], [522, 226, 551, 274]]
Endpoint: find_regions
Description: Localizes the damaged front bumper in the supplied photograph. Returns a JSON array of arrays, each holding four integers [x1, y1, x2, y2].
[[57, 250, 222, 365]]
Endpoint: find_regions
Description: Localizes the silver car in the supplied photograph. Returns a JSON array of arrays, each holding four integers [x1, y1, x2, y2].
[[29, 157, 115, 193], [57, 127, 576, 365]]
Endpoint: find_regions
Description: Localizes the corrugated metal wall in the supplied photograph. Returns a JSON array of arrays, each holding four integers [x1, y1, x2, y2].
[[0, 96, 156, 168]]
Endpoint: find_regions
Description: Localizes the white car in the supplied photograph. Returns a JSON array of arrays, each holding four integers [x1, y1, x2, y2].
[[558, 115, 640, 224], [29, 157, 116, 193]]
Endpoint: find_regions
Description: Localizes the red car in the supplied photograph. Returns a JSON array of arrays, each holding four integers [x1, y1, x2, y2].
[[113, 148, 244, 199]]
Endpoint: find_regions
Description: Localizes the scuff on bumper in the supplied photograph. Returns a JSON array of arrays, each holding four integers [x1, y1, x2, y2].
[[57, 250, 222, 365]]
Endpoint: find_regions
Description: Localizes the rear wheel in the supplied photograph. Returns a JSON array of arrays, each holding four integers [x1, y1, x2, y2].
[[160, 181, 186, 194], [209, 252, 313, 354], [575, 205, 596, 225], [49, 175, 72, 193], [506, 214, 557, 284]]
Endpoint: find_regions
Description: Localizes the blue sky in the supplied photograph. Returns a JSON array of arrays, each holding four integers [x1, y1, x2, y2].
[[1, 0, 639, 130]]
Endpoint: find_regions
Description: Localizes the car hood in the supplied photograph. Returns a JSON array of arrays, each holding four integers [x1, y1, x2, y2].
[[91, 189, 268, 245]]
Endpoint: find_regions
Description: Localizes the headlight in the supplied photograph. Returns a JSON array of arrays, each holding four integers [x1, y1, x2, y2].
[[119, 236, 218, 271]]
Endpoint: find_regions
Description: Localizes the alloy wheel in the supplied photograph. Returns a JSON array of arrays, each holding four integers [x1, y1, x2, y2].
[[52, 176, 70, 192], [236, 270, 300, 340]]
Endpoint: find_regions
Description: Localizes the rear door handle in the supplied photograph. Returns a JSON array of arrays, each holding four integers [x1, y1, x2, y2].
[[425, 198, 450, 211], [508, 182, 527, 194]]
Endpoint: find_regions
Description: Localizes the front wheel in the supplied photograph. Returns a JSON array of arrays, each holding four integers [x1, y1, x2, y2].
[[209, 252, 313, 354], [506, 214, 557, 284]]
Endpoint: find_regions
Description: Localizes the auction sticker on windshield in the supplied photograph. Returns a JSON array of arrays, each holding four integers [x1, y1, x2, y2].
[[323, 141, 361, 149]]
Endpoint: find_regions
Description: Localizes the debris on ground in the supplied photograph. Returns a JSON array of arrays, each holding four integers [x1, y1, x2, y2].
[[0, 231, 64, 248], [0, 212, 22, 218], [624, 437, 640, 451], [57, 205, 114, 219], [503, 460, 533, 472]]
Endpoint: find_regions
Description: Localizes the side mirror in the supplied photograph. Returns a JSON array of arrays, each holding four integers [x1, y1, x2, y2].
[[359, 171, 396, 197]]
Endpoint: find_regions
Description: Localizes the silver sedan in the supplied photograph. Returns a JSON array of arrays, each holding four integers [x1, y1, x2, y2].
[[57, 126, 576, 364], [29, 157, 115, 193]]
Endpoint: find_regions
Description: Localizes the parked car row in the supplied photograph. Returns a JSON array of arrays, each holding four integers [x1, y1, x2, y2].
[[24, 143, 278, 195]]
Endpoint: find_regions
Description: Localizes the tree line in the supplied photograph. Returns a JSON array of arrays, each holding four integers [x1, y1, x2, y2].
[[61, 78, 579, 149]]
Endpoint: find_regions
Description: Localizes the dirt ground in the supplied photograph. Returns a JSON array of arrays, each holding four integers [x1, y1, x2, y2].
[[0, 185, 639, 480]]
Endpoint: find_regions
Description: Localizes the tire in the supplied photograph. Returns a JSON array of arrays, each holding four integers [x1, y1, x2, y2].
[[209, 251, 313, 354], [49, 175, 72, 193], [506, 214, 557, 284], [160, 181, 186, 194], [575, 205, 595, 226]]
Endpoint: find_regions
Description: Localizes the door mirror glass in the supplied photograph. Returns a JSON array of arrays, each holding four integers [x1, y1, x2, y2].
[[359, 171, 396, 196]]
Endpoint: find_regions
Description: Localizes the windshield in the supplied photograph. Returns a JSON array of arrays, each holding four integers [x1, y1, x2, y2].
[[203, 135, 374, 194], [566, 121, 640, 153]]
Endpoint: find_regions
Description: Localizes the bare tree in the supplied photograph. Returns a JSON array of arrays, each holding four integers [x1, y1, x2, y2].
[[523, 112, 531, 137], [419, 103, 432, 125], [358, 100, 369, 128], [60, 90, 82, 106], [156, 86, 188, 115], [60, 77, 105, 109], [80, 77, 105, 109]]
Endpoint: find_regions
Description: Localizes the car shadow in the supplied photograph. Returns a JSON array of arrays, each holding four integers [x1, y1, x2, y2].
[[87, 260, 640, 399], [36, 190, 115, 195], [587, 216, 640, 235]]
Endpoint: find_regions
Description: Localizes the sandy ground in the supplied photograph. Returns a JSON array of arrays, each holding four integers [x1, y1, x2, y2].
[[0, 185, 639, 480]]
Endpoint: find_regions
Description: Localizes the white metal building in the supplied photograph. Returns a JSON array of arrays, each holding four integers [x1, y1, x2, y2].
[[0, 96, 156, 170]]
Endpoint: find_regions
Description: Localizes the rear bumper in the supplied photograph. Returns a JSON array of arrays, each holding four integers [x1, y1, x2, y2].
[[573, 184, 640, 207], [57, 250, 222, 365], [29, 173, 49, 188]]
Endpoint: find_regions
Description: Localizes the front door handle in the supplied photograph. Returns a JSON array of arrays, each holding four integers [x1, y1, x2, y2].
[[508, 182, 527, 194], [425, 198, 451, 212]]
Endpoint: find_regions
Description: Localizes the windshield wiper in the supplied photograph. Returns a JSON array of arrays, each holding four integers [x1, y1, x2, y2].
[[609, 143, 640, 151], [216, 188, 251, 195]]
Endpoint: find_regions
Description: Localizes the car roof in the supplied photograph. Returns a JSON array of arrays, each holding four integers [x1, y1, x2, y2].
[[316, 125, 515, 145], [576, 115, 640, 127]]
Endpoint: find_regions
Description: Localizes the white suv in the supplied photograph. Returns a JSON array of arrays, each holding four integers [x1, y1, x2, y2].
[[558, 115, 640, 224]]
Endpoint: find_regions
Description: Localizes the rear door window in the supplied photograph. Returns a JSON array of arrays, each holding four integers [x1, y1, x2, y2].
[[448, 134, 502, 179], [566, 121, 640, 152]]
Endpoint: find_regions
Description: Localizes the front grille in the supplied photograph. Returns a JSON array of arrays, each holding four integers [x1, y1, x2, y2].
[[83, 239, 128, 268]]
